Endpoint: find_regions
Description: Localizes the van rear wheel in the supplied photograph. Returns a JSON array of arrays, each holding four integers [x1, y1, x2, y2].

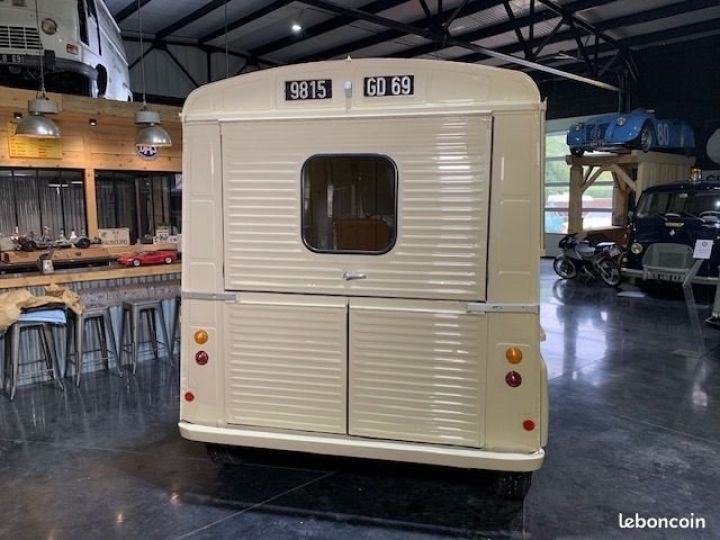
[[493, 471, 532, 500], [206, 443, 245, 466]]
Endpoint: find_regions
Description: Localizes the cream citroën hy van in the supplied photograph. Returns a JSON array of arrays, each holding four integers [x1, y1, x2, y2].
[[179, 58, 548, 499]]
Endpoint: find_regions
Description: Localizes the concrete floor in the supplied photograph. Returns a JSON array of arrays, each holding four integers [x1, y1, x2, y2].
[[1, 261, 718, 539]]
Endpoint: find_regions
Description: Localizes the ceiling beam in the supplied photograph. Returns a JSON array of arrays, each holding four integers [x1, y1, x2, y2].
[[298, 0, 619, 90], [155, 0, 230, 41], [248, 0, 408, 58], [122, 36, 281, 67], [393, 0, 608, 59], [200, 0, 294, 44], [450, 0, 716, 67], [113, 0, 154, 24], [300, 0, 497, 61]]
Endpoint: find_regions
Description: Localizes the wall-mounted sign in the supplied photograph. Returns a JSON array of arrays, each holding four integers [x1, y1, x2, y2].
[[7, 122, 62, 159], [98, 227, 130, 246], [136, 144, 158, 160]]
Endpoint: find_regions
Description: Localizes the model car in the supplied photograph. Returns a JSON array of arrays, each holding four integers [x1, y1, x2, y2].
[[118, 250, 178, 267], [567, 109, 695, 156]]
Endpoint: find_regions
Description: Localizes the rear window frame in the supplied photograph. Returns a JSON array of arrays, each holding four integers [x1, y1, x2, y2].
[[300, 153, 399, 256]]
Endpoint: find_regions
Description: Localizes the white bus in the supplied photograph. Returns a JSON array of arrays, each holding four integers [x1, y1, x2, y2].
[[179, 58, 548, 499], [0, 0, 131, 101]]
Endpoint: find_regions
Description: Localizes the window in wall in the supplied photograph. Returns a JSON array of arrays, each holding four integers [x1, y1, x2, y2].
[[77, 0, 89, 45], [302, 155, 397, 254], [95, 171, 181, 244], [544, 132, 614, 233], [0, 168, 86, 238]]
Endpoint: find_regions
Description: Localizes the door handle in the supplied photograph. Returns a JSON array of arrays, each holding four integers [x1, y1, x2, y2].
[[343, 271, 367, 281]]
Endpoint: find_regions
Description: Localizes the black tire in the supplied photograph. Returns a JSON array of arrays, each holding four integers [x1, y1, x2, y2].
[[76, 237, 91, 249], [639, 123, 654, 152], [597, 258, 621, 287], [570, 147, 584, 157], [164, 256, 173, 264], [553, 256, 577, 279], [493, 472, 532, 500], [132, 259, 141, 267], [206, 444, 245, 466]]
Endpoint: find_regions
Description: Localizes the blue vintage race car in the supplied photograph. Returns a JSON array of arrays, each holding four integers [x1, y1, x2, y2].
[[566, 109, 695, 156]]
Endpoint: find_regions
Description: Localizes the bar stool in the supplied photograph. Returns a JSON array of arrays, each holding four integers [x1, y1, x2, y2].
[[66, 306, 122, 386], [5, 319, 65, 400], [119, 299, 172, 374], [170, 295, 181, 359]]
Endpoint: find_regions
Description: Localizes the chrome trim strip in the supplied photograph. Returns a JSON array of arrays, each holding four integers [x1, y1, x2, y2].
[[181, 290, 237, 302], [465, 303, 539, 314]]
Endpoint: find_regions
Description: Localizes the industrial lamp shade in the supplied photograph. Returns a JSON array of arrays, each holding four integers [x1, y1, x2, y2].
[[135, 107, 172, 147], [15, 98, 61, 138], [136, 124, 173, 147]]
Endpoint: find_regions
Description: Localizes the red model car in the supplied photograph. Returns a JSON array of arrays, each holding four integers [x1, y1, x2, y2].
[[118, 250, 178, 267]]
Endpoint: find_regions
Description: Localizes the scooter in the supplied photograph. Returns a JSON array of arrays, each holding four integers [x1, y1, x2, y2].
[[553, 233, 622, 287]]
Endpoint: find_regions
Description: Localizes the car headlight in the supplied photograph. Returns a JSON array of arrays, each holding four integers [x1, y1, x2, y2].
[[616, 117, 626, 126], [41, 18, 58, 35], [630, 242, 643, 255], [574, 123, 583, 131]]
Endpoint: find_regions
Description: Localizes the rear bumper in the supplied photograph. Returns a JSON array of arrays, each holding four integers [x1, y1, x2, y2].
[[179, 421, 545, 472], [0, 51, 97, 80]]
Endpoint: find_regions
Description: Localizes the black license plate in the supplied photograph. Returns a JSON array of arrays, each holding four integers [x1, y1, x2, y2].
[[0, 53, 26, 65], [364, 75, 414, 97], [285, 79, 332, 101]]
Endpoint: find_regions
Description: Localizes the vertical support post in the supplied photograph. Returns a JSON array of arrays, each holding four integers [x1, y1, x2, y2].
[[84, 168, 99, 238], [611, 171, 629, 227], [568, 162, 584, 234]]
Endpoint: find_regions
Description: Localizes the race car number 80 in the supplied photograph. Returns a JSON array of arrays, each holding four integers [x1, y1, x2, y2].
[[364, 75, 414, 97]]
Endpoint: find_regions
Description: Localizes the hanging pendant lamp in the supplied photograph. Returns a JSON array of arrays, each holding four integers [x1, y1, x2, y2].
[[134, 0, 172, 148], [16, 0, 60, 139]]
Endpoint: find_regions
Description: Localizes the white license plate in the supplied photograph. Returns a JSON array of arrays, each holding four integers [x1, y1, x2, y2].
[[651, 272, 685, 283]]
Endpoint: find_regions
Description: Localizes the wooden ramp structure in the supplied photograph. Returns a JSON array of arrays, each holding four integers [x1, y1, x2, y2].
[[566, 150, 695, 233]]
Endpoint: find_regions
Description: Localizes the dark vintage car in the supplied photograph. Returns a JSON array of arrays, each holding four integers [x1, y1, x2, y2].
[[566, 109, 695, 156], [624, 181, 720, 283]]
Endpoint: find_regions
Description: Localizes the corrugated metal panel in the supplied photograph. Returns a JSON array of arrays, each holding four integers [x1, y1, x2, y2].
[[224, 294, 347, 434], [222, 114, 491, 301], [349, 298, 486, 447]]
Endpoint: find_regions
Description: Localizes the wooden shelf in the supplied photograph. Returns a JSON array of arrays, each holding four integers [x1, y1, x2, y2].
[[0, 263, 181, 290]]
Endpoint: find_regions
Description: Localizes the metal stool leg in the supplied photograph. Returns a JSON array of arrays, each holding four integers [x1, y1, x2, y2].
[[64, 317, 74, 379], [157, 303, 172, 363], [41, 324, 64, 391], [104, 309, 122, 377], [146, 309, 160, 361], [9, 324, 20, 400], [131, 306, 140, 374], [170, 297, 180, 359]]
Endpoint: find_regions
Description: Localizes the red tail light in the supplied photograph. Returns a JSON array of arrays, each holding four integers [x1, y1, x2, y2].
[[184, 391, 195, 402], [195, 351, 209, 365], [523, 419, 536, 431], [505, 371, 522, 387]]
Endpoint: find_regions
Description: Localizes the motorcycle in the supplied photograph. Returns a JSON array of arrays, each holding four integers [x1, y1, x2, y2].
[[553, 233, 622, 287]]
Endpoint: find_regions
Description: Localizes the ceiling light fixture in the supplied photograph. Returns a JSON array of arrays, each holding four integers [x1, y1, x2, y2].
[[16, 0, 60, 139], [134, 0, 172, 148]]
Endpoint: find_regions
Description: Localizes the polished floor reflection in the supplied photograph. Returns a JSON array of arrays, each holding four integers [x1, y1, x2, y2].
[[1, 261, 719, 539]]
